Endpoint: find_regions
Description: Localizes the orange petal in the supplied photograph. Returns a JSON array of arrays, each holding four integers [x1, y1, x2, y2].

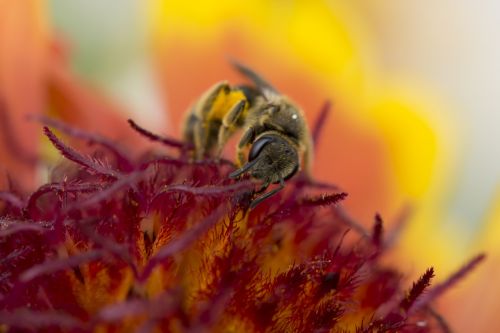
[[0, 0, 49, 190]]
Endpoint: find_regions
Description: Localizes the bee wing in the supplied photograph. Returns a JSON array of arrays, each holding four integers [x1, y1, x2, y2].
[[230, 60, 279, 99]]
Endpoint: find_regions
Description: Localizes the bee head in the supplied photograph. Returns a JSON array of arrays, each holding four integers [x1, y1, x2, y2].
[[229, 134, 299, 184]]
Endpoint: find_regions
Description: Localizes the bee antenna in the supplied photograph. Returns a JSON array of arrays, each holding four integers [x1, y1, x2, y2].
[[228, 157, 261, 179], [229, 59, 279, 95]]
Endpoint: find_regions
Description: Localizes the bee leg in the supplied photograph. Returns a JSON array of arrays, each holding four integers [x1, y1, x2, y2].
[[192, 120, 206, 160], [255, 182, 270, 193], [188, 81, 231, 159], [182, 111, 198, 146], [236, 127, 256, 168], [182, 108, 206, 160], [197, 81, 230, 115], [215, 99, 246, 158], [302, 135, 314, 181], [250, 178, 285, 209]]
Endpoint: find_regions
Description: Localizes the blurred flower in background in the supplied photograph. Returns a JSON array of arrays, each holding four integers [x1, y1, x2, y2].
[[0, 0, 498, 331], [0, 0, 143, 192]]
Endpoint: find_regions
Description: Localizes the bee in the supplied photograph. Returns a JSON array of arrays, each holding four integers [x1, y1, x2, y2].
[[182, 62, 313, 208]]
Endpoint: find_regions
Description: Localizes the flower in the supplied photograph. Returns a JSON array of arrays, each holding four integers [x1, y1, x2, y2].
[[0, 119, 482, 332], [0, 1, 494, 331]]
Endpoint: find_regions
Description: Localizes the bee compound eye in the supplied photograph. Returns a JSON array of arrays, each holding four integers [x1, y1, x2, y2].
[[248, 136, 276, 162]]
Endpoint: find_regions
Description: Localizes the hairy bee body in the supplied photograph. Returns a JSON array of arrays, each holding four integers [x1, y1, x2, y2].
[[183, 63, 313, 207]]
